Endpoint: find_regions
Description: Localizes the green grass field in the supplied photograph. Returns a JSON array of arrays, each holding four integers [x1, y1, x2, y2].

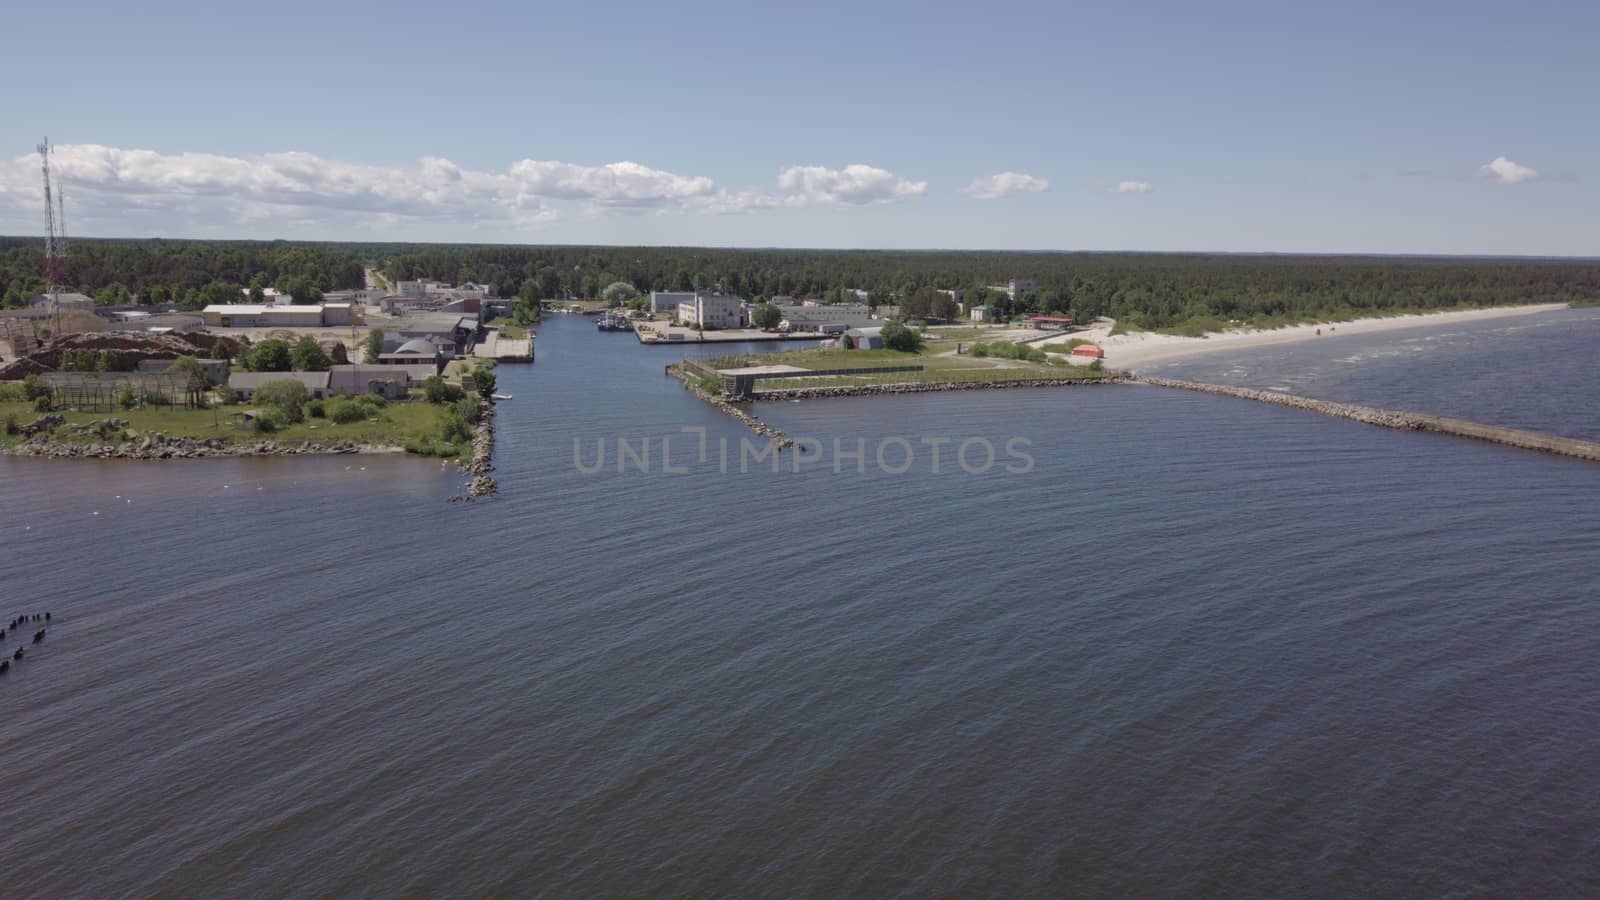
[[708, 345, 999, 369], [753, 365, 1110, 391]]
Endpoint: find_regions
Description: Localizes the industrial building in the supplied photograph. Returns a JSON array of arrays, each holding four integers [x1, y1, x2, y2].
[[227, 371, 334, 400], [200, 304, 353, 328], [650, 291, 696, 313]]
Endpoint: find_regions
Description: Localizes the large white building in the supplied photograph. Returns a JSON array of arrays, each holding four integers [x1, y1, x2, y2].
[[650, 290, 696, 313], [987, 279, 1037, 300], [675, 293, 744, 329], [395, 280, 440, 299]]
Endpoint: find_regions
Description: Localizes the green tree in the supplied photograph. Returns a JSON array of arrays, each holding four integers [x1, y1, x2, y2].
[[881, 320, 924, 352], [440, 410, 473, 443], [422, 375, 463, 404], [245, 339, 292, 372], [601, 281, 638, 307], [328, 400, 366, 424], [363, 328, 385, 363], [254, 379, 308, 423], [468, 367, 497, 400], [276, 275, 324, 303], [752, 303, 782, 329], [95, 282, 131, 305], [166, 355, 210, 384], [210, 342, 232, 362], [512, 281, 543, 326], [199, 281, 243, 308], [290, 335, 333, 371]]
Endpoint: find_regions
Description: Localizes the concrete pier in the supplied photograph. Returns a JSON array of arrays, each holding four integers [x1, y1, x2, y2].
[[471, 327, 533, 362]]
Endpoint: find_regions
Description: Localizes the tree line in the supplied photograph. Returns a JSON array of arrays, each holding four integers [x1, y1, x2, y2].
[[0, 238, 365, 309], [2, 237, 1596, 330], [376, 245, 1600, 329]]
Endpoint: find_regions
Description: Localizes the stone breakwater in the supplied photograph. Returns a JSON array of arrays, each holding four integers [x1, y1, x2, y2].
[[749, 377, 1129, 402], [451, 396, 498, 501], [1137, 377, 1600, 463], [670, 366, 795, 448], [7, 432, 372, 459]]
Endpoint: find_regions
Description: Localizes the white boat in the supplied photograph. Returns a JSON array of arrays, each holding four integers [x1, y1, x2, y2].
[[491, 393, 513, 401]]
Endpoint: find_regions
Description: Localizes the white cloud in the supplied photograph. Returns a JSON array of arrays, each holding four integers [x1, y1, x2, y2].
[[1479, 156, 1538, 184], [0, 146, 937, 231], [0, 144, 761, 229], [960, 171, 1049, 199], [1114, 180, 1154, 194], [775, 164, 927, 206], [507, 159, 716, 208]]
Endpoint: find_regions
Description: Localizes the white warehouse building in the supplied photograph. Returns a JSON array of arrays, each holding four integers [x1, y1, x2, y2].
[[676, 293, 744, 329], [650, 291, 696, 313]]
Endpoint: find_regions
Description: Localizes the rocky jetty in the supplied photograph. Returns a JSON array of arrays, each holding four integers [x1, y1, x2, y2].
[[1137, 377, 1600, 463], [671, 366, 795, 449], [452, 395, 499, 500]]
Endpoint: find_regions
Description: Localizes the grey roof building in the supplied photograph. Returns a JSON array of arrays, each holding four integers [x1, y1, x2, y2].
[[844, 326, 885, 350], [227, 371, 333, 399]]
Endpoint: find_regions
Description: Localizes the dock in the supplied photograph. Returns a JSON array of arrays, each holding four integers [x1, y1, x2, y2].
[[472, 327, 533, 362]]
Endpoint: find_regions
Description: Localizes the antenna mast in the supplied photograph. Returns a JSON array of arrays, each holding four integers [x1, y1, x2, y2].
[[38, 138, 67, 334]]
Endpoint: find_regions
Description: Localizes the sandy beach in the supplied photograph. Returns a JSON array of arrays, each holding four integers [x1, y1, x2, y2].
[[1036, 304, 1570, 372]]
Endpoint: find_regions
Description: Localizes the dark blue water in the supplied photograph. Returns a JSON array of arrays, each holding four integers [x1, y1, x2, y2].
[[1145, 306, 1600, 440], [2, 314, 1598, 896]]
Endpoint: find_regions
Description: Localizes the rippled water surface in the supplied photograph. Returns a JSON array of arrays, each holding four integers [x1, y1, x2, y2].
[[1145, 306, 1600, 439], [2, 314, 1598, 896]]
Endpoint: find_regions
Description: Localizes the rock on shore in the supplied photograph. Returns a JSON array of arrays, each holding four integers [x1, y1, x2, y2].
[[7, 430, 368, 459], [455, 395, 499, 499]]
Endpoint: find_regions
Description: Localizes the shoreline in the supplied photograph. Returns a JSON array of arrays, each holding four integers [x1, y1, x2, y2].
[[2, 433, 404, 460], [1039, 303, 1571, 371]]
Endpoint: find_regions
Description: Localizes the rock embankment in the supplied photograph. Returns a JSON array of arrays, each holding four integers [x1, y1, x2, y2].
[[1137, 376, 1600, 463], [751, 376, 1129, 401], [8, 432, 368, 459], [452, 395, 498, 500]]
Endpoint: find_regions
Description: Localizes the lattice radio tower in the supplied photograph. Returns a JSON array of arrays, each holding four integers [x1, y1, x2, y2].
[[38, 137, 67, 332]]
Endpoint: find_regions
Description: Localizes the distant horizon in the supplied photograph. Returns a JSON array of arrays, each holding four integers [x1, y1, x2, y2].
[[1, 234, 1595, 263]]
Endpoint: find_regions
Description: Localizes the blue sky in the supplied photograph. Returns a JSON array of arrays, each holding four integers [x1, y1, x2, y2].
[[0, 0, 1594, 254]]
